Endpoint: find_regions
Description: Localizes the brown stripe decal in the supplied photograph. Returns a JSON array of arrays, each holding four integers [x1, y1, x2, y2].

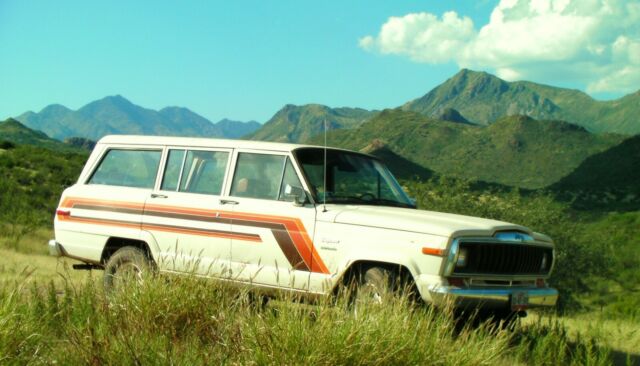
[[73, 203, 144, 215], [59, 197, 329, 274], [272, 228, 309, 271], [58, 212, 261, 242]]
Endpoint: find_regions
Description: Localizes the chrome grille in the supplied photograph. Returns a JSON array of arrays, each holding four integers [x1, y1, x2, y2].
[[453, 242, 553, 276]]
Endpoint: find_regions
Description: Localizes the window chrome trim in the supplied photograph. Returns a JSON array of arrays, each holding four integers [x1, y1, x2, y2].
[[276, 156, 288, 201], [175, 149, 188, 192]]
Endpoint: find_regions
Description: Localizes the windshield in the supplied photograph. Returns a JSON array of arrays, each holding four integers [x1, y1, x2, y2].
[[293, 148, 415, 208]]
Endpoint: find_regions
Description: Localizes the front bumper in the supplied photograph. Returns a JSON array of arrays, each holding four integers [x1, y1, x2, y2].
[[429, 286, 558, 309]]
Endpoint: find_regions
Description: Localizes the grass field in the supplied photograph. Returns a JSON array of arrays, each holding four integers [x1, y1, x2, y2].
[[0, 228, 90, 287], [541, 314, 640, 364], [1, 237, 638, 365]]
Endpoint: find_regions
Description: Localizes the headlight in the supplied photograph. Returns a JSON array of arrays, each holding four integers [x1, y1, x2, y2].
[[456, 248, 468, 268], [540, 253, 548, 271], [444, 240, 459, 276]]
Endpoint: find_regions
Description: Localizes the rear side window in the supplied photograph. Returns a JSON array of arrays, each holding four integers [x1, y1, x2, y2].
[[88, 149, 161, 188], [230, 153, 286, 200], [161, 149, 229, 196]]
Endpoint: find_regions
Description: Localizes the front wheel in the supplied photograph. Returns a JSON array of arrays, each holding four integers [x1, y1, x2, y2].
[[353, 266, 395, 306], [103, 246, 153, 295]]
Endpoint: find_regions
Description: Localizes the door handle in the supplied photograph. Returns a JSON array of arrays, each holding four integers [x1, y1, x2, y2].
[[151, 193, 168, 199], [219, 199, 239, 205]]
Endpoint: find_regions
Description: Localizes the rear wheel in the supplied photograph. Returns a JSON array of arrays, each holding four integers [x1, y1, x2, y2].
[[103, 246, 152, 295]]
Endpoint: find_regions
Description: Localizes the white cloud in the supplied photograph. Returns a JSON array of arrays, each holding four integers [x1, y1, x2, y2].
[[360, 0, 640, 95], [587, 36, 640, 93], [358, 11, 475, 63]]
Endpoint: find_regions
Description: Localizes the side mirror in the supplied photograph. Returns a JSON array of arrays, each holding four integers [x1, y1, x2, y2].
[[284, 184, 307, 206]]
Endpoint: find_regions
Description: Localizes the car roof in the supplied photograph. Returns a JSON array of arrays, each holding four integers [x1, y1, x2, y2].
[[97, 135, 377, 159], [97, 135, 315, 153]]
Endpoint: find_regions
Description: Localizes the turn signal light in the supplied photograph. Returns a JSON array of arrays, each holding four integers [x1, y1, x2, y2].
[[422, 247, 444, 256], [448, 277, 465, 287]]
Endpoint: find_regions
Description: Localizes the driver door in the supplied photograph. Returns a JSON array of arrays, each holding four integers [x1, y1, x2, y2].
[[225, 151, 330, 291]]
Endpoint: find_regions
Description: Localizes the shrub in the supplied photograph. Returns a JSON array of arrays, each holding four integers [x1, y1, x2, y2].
[[0, 140, 15, 149]]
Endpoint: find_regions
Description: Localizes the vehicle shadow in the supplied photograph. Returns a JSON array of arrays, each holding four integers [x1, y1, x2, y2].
[[611, 350, 640, 366]]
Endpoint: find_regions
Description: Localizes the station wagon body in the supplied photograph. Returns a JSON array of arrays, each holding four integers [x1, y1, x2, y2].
[[49, 135, 558, 312]]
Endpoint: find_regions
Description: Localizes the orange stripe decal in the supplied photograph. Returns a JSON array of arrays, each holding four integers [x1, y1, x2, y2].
[[59, 197, 330, 274]]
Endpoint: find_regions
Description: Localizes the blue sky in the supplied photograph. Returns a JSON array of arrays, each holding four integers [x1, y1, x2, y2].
[[1, 1, 638, 123]]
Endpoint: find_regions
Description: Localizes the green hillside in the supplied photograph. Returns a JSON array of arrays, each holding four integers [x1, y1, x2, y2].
[[0, 118, 83, 152], [402, 69, 640, 134], [310, 109, 624, 189], [63, 137, 96, 150], [552, 134, 640, 210], [360, 140, 435, 181], [214, 118, 262, 139], [16, 96, 261, 140], [246, 104, 375, 142], [0, 144, 87, 232]]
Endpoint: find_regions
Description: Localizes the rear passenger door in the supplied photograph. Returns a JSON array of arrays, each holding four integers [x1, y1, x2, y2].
[[226, 151, 328, 291], [142, 147, 234, 276]]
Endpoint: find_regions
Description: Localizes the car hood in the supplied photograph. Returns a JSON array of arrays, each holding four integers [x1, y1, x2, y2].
[[323, 205, 536, 239]]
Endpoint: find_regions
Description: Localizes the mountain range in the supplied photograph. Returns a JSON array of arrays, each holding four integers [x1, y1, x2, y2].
[[0, 118, 83, 152], [402, 69, 640, 135], [6, 68, 640, 208], [245, 104, 375, 143], [247, 69, 639, 142], [14, 69, 640, 144], [16, 95, 261, 141]]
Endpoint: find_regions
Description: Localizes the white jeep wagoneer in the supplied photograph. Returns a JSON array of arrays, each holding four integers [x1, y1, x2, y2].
[[49, 135, 558, 312]]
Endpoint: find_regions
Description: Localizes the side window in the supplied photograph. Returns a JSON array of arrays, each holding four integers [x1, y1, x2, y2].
[[161, 149, 185, 191], [161, 149, 229, 195], [88, 149, 161, 188], [278, 159, 303, 202], [230, 153, 285, 200]]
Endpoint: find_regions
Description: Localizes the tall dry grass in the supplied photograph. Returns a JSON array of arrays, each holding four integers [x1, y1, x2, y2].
[[0, 272, 617, 365]]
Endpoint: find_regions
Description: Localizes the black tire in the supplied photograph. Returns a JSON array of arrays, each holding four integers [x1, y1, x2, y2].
[[352, 266, 396, 308], [103, 246, 152, 295]]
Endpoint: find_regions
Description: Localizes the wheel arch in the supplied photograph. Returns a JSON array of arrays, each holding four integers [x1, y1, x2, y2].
[[100, 237, 155, 265], [332, 260, 419, 296]]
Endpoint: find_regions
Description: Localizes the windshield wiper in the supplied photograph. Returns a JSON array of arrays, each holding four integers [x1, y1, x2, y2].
[[325, 196, 368, 205], [368, 198, 415, 209]]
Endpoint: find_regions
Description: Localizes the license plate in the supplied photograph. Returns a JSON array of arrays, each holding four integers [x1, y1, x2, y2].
[[511, 291, 529, 311]]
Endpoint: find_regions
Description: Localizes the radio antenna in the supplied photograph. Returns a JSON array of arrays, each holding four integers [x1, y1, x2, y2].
[[323, 118, 328, 213]]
